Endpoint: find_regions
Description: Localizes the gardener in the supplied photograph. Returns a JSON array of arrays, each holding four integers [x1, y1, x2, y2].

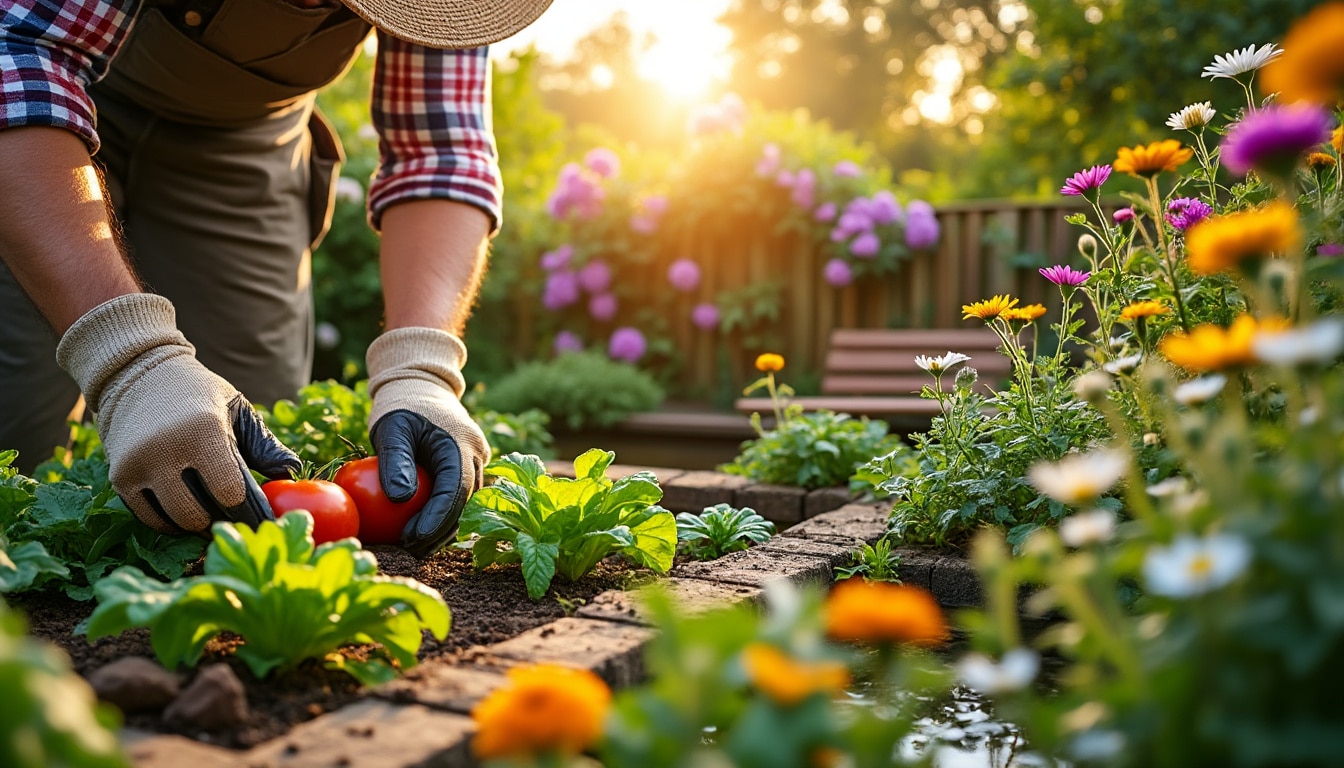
[[0, 0, 551, 556]]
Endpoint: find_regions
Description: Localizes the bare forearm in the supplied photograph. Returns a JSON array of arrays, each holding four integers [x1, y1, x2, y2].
[[378, 199, 490, 334], [0, 127, 140, 334]]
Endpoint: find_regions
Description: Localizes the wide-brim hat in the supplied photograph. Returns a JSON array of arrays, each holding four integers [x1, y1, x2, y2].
[[341, 0, 554, 49]]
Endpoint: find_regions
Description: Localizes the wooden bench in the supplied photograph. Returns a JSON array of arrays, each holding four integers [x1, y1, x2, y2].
[[734, 328, 1009, 429]]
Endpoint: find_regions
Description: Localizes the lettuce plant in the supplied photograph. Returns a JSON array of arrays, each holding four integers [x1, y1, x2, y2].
[[85, 511, 449, 684], [675, 504, 775, 561], [457, 450, 677, 599]]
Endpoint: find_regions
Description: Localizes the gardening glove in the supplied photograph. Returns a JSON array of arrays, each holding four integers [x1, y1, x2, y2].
[[366, 327, 490, 558], [56, 294, 301, 533]]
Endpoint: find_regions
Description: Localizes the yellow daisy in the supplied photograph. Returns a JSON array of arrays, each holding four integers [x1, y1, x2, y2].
[[1120, 301, 1170, 321], [1001, 304, 1047, 322], [1159, 315, 1289, 371], [1184, 202, 1303, 275], [962, 294, 1019, 322], [1114, 140, 1194, 177], [1260, 4, 1344, 105]]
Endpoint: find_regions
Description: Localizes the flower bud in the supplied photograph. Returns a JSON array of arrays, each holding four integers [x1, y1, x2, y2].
[[1077, 233, 1099, 261], [954, 365, 979, 392], [1072, 370, 1113, 402]]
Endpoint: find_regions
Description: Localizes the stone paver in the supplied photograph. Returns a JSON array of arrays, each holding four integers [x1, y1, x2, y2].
[[930, 556, 984, 608], [735, 483, 808, 526], [244, 700, 473, 768], [892, 548, 938, 591], [483, 617, 654, 688], [576, 578, 762, 625], [804, 487, 856, 519], [122, 731, 240, 768], [661, 471, 750, 514], [781, 502, 889, 545], [757, 536, 854, 568], [373, 660, 511, 714], [674, 547, 833, 589]]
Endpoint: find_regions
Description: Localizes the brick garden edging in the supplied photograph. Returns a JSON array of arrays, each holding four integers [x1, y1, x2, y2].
[[120, 467, 985, 768]]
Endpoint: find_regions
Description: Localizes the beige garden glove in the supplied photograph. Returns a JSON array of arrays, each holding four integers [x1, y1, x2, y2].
[[366, 327, 490, 557], [56, 294, 300, 533]]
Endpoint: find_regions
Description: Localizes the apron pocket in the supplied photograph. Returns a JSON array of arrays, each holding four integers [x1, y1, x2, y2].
[[306, 108, 345, 250]]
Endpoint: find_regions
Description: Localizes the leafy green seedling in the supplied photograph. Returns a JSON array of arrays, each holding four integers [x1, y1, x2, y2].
[[834, 538, 902, 583], [457, 449, 677, 600], [85, 511, 449, 685], [675, 504, 776, 561]]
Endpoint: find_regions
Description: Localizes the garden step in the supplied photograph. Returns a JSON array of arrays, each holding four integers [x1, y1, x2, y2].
[[673, 546, 833, 589], [244, 700, 474, 768], [480, 617, 654, 688], [757, 536, 856, 568], [373, 660, 513, 715], [781, 502, 890, 546], [575, 578, 763, 626]]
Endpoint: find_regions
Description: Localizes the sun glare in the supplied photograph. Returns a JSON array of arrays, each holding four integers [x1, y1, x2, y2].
[[637, 34, 732, 101]]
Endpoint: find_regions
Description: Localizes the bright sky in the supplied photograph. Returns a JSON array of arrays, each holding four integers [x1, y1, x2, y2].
[[492, 0, 735, 101]]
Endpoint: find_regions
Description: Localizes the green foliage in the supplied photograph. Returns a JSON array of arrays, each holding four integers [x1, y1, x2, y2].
[[86, 511, 449, 684], [482, 351, 664, 430], [0, 599, 127, 768], [259, 380, 373, 465], [721, 410, 907, 491], [457, 450, 677, 600], [471, 407, 557, 460], [834, 538, 902, 583], [0, 450, 206, 601], [675, 504, 776, 561]]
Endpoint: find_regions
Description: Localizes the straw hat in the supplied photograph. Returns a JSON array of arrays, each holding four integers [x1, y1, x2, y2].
[[341, 0, 554, 49]]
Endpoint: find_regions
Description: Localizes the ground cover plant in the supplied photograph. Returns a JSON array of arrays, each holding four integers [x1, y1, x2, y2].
[[481, 350, 664, 430], [457, 449, 677, 599], [675, 503, 776, 561], [834, 537, 903, 583]]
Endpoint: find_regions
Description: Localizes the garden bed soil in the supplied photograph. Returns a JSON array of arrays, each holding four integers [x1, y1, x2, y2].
[[12, 546, 638, 750]]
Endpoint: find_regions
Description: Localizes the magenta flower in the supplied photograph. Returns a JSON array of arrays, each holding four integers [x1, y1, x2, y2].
[[824, 258, 853, 287], [1221, 104, 1334, 176], [850, 231, 880, 258], [1060, 164, 1113, 197], [1039, 264, 1091, 286], [667, 259, 701, 292], [546, 163, 605, 219], [1318, 243, 1344, 257], [1113, 207, 1135, 224], [791, 168, 816, 208], [691, 303, 720, 330], [1165, 197, 1214, 232], [833, 160, 862, 178], [588, 293, 618, 322], [583, 147, 620, 179], [578, 260, 613, 294], [540, 244, 573, 272], [608, 327, 647, 363], [905, 205, 940, 250], [553, 331, 583, 355], [814, 202, 838, 222], [832, 210, 874, 241], [630, 194, 668, 234], [542, 271, 581, 310], [871, 190, 902, 225]]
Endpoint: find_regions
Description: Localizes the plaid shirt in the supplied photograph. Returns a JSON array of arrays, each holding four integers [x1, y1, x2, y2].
[[0, 0, 502, 230]]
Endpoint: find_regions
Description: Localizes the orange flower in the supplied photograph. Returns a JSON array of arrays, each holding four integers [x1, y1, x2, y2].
[[1120, 301, 1170, 321], [1309, 152, 1338, 170], [1184, 203, 1303, 275], [472, 664, 611, 759], [1001, 304, 1047, 322], [1260, 3, 1344, 105], [1159, 315, 1290, 371], [1334, 126, 1343, 154], [1114, 140, 1194, 177], [741, 643, 850, 706], [755, 353, 785, 372], [825, 580, 949, 647], [962, 294, 1019, 322]]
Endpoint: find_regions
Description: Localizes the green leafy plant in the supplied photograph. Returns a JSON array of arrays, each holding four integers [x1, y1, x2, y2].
[[722, 411, 907, 491], [0, 535, 68, 594], [456, 449, 677, 599], [463, 386, 557, 459], [257, 380, 374, 465], [834, 538, 902, 583], [482, 352, 664, 430], [675, 504, 776, 561], [0, 599, 128, 768], [85, 511, 449, 685]]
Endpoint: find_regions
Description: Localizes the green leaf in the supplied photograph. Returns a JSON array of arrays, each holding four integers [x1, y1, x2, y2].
[[326, 656, 399, 687], [622, 506, 678, 573], [516, 531, 559, 600], [0, 539, 69, 593], [573, 449, 615, 481]]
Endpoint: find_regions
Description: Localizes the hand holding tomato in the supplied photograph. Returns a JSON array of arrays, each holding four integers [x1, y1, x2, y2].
[[333, 456, 431, 546], [260, 478, 360, 545]]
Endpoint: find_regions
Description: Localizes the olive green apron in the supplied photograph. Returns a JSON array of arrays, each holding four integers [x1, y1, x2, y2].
[[0, 0, 371, 470]]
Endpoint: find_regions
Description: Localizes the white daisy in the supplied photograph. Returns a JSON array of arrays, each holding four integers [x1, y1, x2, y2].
[[1201, 43, 1283, 80], [1028, 449, 1128, 506], [1145, 476, 1191, 498], [914, 351, 973, 375], [1252, 319, 1344, 367], [1103, 353, 1142, 375], [1143, 533, 1252, 597], [956, 648, 1039, 695], [1173, 374, 1226, 406], [1059, 509, 1117, 547], [1072, 370, 1114, 401], [1166, 101, 1216, 131]]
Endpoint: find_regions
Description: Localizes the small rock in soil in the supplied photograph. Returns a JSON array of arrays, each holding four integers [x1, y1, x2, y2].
[[163, 664, 249, 730], [88, 656, 181, 712]]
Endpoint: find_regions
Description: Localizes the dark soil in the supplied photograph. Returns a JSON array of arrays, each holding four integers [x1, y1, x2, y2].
[[15, 546, 641, 750]]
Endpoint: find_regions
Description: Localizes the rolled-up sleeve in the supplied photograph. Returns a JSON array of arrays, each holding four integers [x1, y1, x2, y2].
[[0, 0, 139, 151], [367, 33, 502, 233]]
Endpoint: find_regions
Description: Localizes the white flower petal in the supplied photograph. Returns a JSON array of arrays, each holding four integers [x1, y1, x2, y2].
[[1252, 319, 1344, 367], [1103, 353, 1142, 375], [1072, 370, 1114, 400], [1166, 101, 1216, 131], [1201, 43, 1283, 80], [956, 648, 1039, 694], [914, 351, 972, 375], [1145, 476, 1190, 498], [1028, 449, 1128, 506], [1059, 509, 1117, 547], [1143, 533, 1252, 597], [1173, 374, 1226, 406]]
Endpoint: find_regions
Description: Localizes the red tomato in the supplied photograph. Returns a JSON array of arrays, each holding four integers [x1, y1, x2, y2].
[[261, 479, 361, 545], [333, 457, 431, 546]]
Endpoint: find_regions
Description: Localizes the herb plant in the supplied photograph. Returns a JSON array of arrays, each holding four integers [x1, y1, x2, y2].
[[834, 537, 902, 583], [721, 410, 908, 490], [457, 450, 677, 599], [482, 352, 664, 430], [86, 511, 450, 685], [675, 504, 776, 560]]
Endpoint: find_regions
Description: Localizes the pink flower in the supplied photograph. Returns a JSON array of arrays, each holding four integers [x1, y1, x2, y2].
[[1318, 243, 1344, 257], [871, 190, 902, 225], [1165, 197, 1213, 232], [904, 206, 940, 250], [588, 293, 618, 321], [542, 271, 581, 310], [667, 259, 701, 292], [641, 195, 669, 215], [1060, 164, 1113, 197], [755, 143, 781, 177], [718, 93, 747, 128], [540, 245, 573, 272], [629, 194, 669, 235], [850, 231, 880, 258], [814, 202, 838, 222], [776, 169, 796, 188], [1113, 208, 1135, 224], [791, 168, 816, 208], [583, 147, 620, 179], [691, 303, 720, 330], [546, 163, 605, 220], [906, 200, 935, 219], [824, 258, 853, 286], [687, 104, 728, 136], [578, 260, 612, 294], [833, 210, 874, 240], [608, 327, 647, 363], [1039, 264, 1091, 286], [833, 160, 862, 178], [553, 331, 583, 355], [630, 213, 658, 234]]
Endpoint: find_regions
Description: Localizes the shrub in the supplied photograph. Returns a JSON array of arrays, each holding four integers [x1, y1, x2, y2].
[[721, 410, 907, 491], [482, 352, 664, 430]]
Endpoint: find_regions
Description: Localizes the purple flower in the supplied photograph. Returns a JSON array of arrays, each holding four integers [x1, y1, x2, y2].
[[553, 331, 583, 355], [1113, 208, 1135, 224], [833, 160, 862, 178], [1060, 164, 1113, 196], [578, 260, 613, 294], [824, 258, 853, 286], [667, 259, 701, 292], [583, 147, 620, 179], [1039, 264, 1091, 286], [832, 210, 874, 241], [791, 168, 816, 208], [588, 293, 618, 321], [608, 327, 647, 363], [540, 244, 573, 272], [850, 231, 881, 258], [691, 302, 721, 330], [1165, 197, 1214, 232], [629, 194, 668, 235], [1318, 243, 1344, 257], [755, 143, 781, 177], [546, 163, 605, 219], [1221, 104, 1334, 176], [814, 202, 838, 222], [870, 190, 902, 225], [904, 209, 940, 250], [776, 169, 796, 188], [542, 271, 581, 310]]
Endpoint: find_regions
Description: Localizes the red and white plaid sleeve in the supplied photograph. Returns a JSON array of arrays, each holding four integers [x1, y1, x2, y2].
[[368, 33, 503, 232], [0, 0, 139, 151]]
